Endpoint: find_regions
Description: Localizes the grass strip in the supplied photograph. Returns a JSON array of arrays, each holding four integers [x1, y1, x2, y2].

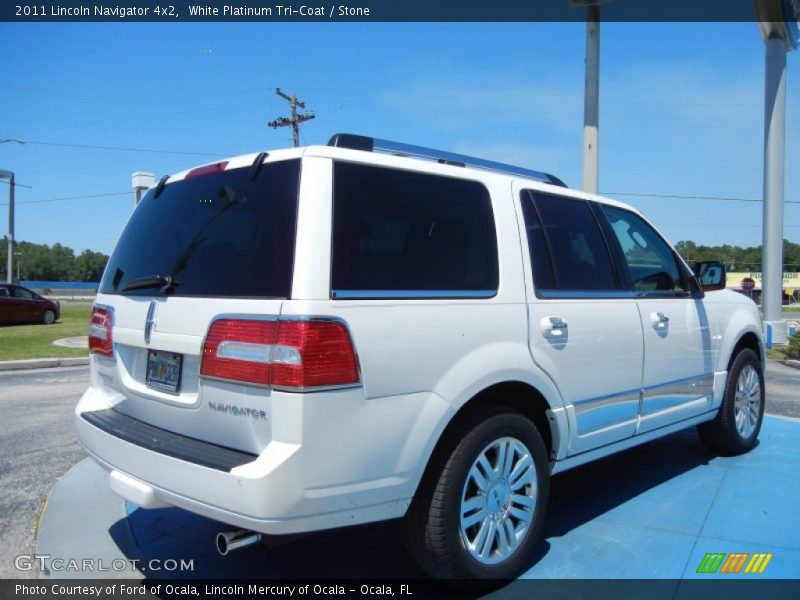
[[0, 304, 91, 360]]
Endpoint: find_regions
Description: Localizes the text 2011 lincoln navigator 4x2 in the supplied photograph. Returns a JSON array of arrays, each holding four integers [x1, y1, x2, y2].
[[75, 134, 765, 581]]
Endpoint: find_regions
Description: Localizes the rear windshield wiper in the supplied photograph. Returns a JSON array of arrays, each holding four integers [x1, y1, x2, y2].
[[120, 275, 173, 293], [117, 185, 245, 295], [166, 185, 247, 281]]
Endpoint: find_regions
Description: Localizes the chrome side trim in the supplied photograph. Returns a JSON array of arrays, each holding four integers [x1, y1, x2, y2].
[[567, 373, 715, 437], [535, 290, 636, 300], [642, 372, 715, 396], [572, 387, 641, 409], [550, 410, 718, 475], [570, 373, 714, 412], [640, 373, 715, 416]]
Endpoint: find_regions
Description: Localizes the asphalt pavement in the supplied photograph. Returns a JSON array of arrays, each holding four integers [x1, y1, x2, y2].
[[0, 362, 797, 578], [765, 360, 800, 418], [0, 366, 86, 578]]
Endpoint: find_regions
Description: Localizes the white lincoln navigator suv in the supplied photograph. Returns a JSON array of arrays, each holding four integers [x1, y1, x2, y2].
[[75, 134, 765, 581]]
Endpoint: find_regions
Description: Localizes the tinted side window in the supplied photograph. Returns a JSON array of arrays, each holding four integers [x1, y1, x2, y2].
[[601, 205, 686, 294], [332, 162, 498, 298], [520, 192, 555, 290], [12, 287, 34, 300], [529, 193, 617, 291]]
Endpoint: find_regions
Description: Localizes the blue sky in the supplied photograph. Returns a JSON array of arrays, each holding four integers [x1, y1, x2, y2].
[[0, 22, 798, 258]]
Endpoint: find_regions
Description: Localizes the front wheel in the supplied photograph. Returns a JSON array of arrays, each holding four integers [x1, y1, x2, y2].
[[42, 310, 56, 325], [403, 408, 549, 582], [698, 348, 765, 454]]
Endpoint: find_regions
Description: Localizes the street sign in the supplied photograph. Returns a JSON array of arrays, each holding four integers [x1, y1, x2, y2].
[[742, 277, 756, 292]]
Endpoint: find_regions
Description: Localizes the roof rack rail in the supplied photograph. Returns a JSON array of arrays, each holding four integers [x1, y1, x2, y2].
[[327, 133, 567, 187]]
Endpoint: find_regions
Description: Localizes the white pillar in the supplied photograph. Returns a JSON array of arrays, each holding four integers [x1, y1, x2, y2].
[[761, 36, 787, 343], [132, 172, 155, 207]]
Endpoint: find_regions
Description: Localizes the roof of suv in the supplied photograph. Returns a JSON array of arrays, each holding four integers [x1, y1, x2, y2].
[[159, 134, 641, 215]]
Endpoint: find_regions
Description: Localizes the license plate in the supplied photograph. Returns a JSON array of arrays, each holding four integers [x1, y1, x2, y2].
[[146, 350, 183, 394]]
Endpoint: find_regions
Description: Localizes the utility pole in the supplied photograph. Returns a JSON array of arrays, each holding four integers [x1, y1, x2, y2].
[[582, 3, 600, 194], [0, 169, 14, 284], [268, 88, 315, 147], [570, 0, 607, 194]]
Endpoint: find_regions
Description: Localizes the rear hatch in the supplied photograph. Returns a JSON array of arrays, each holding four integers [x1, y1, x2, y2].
[[92, 158, 301, 454]]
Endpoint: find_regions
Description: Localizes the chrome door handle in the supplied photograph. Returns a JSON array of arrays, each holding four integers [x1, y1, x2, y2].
[[650, 312, 669, 328], [540, 316, 568, 337]]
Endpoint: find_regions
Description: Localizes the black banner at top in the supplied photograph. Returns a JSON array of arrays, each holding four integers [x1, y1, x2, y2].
[[0, 0, 790, 23]]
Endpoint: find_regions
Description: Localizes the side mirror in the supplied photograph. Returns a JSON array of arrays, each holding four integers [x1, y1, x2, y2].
[[693, 261, 726, 292]]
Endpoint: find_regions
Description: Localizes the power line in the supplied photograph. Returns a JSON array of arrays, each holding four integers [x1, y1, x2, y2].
[[0, 191, 129, 207], [604, 191, 800, 205], [0, 180, 33, 189], [5, 139, 229, 157]]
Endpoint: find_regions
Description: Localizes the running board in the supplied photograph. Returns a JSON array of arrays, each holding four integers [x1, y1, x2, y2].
[[550, 410, 717, 475]]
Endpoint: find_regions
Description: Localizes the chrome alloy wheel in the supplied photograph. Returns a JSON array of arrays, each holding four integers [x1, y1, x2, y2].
[[734, 364, 761, 438], [459, 436, 537, 565]]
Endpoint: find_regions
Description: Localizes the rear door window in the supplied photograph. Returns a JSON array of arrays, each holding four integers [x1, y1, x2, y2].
[[331, 162, 498, 299], [522, 191, 618, 293], [100, 160, 300, 298]]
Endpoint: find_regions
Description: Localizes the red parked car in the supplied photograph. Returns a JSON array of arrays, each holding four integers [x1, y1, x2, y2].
[[0, 284, 60, 325]]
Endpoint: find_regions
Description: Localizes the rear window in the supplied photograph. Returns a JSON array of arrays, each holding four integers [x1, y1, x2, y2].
[[331, 162, 498, 299], [100, 160, 300, 298]]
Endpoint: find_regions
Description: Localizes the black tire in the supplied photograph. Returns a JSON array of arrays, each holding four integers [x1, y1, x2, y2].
[[697, 348, 765, 454], [402, 407, 549, 583], [42, 310, 56, 325]]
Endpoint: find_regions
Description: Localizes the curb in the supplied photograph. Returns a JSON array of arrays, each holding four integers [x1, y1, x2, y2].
[[0, 357, 89, 372], [782, 359, 800, 370]]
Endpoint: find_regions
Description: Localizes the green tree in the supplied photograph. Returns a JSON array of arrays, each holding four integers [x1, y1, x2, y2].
[[72, 250, 108, 282], [675, 239, 800, 273], [0, 237, 108, 282]]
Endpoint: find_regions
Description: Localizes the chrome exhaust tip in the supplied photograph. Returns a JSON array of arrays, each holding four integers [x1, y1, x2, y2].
[[215, 530, 262, 556]]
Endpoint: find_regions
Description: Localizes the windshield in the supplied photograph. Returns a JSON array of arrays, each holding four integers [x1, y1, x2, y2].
[[100, 159, 300, 298]]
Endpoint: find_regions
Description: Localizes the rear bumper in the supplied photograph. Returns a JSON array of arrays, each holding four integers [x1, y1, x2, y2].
[[74, 384, 451, 535], [80, 409, 257, 472], [81, 445, 410, 536]]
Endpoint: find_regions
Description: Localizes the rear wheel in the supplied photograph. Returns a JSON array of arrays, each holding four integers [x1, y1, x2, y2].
[[403, 407, 549, 582], [698, 348, 764, 454], [42, 310, 56, 325]]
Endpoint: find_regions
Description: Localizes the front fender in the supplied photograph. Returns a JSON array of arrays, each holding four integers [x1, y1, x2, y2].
[[715, 307, 764, 374]]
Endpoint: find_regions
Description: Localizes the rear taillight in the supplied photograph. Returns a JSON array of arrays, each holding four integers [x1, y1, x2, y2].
[[200, 318, 360, 391], [272, 320, 360, 389], [88, 306, 114, 357], [201, 319, 276, 386]]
